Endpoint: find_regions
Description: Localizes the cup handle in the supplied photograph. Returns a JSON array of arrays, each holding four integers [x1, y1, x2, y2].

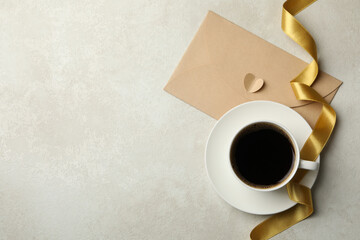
[[299, 159, 319, 171]]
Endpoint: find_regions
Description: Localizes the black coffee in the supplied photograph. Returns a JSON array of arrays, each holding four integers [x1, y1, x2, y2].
[[230, 122, 294, 188]]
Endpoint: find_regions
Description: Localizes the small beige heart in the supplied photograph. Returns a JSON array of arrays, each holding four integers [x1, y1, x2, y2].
[[244, 73, 265, 93]]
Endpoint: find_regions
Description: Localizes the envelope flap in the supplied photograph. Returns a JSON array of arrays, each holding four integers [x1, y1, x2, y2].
[[164, 11, 342, 121]]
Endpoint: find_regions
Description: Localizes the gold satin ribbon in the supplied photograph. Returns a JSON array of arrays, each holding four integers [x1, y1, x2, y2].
[[250, 0, 336, 239]]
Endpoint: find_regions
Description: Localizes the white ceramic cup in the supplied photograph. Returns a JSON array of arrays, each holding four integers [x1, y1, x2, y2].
[[229, 120, 318, 192]]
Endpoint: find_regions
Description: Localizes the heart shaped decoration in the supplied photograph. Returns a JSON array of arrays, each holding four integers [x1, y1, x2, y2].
[[244, 73, 265, 93]]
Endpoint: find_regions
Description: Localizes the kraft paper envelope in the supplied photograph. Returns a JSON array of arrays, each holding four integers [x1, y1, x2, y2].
[[164, 11, 342, 128]]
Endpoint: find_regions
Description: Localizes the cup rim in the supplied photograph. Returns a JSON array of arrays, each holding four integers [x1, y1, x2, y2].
[[228, 120, 300, 192]]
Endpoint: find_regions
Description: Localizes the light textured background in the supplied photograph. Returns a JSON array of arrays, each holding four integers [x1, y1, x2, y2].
[[0, 0, 359, 239]]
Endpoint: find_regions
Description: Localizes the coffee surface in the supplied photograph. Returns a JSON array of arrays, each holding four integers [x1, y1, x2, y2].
[[230, 123, 294, 188]]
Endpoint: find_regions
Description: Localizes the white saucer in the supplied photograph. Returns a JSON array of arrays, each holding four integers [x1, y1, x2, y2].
[[205, 101, 320, 215]]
